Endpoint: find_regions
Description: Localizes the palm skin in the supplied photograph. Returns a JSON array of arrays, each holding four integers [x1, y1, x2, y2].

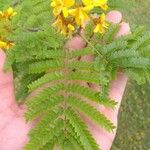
[[0, 11, 130, 150]]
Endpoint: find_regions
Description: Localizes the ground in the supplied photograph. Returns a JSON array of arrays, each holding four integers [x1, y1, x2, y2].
[[112, 0, 150, 149]]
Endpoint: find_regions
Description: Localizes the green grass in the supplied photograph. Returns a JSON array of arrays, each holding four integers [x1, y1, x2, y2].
[[112, 82, 150, 150], [122, 0, 150, 27], [112, 0, 150, 149]]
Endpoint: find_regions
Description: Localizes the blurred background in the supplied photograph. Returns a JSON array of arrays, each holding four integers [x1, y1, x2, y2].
[[112, 0, 150, 149]]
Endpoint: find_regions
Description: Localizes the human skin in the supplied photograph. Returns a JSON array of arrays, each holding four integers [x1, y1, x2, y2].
[[0, 11, 130, 150]]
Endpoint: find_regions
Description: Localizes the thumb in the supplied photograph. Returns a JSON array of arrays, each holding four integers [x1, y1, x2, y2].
[[0, 50, 18, 113]]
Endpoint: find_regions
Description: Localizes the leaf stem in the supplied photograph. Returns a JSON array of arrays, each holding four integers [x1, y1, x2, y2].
[[80, 34, 108, 63]]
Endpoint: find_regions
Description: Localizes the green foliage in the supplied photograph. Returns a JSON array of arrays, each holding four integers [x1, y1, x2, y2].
[[66, 109, 99, 150], [68, 96, 115, 131], [16, 73, 44, 102], [2, 0, 150, 149]]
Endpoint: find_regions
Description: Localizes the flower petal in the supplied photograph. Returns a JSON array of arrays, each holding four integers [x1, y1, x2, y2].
[[64, 0, 75, 7]]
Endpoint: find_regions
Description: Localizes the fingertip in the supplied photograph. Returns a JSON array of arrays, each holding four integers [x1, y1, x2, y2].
[[65, 36, 86, 51], [106, 10, 122, 24], [116, 22, 131, 37]]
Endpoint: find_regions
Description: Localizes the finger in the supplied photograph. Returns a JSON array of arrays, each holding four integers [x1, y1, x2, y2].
[[90, 22, 131, 91], [89, 20, 131, 123], [80, 74, 128, 150], [90, 22, 130, 150], [0, 50, 18, 113], [87, 11, 123, 91], [65, 36, 86, 51], [93, 22, 130, 149], [80, 12, 130, 149], [106, 10, 122, 24], [116, 22, 131, 37], [88, 22, 131, 91], [108, 22, 131, 105], [109, 72, 128, 112]]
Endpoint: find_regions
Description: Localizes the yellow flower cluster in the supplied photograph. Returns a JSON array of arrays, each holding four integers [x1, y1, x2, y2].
[[0, 7, 16, 50], [51, 0, 109, 36]]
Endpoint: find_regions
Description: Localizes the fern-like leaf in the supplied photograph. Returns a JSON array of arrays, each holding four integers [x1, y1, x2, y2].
[[24, 119, 64, 150], [29, 60, 65, 74], [25, 96, 64, 121], [4, 1, 150, 149], [28, 72, 64, 92], [68, 96, 115, 131], [66, 108, 100, 150], [67, 83, 117, 108]]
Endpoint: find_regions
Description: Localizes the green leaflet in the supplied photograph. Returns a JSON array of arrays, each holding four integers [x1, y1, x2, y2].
[[16, 73, 44, 101], [67, 83, 117, 108], [25, 96, 64, 121], [113, 57, 150, 69], [108, 49, 139, 60], [68, 61, 95, 71], [29, 60, 65, 74], [39, 142, 55, 150], [100, 41, 128, 56], [3, 0, 150, 149], [67, 47, 95, 58], [24, 119, 64, 150], [68, 71, 100, 84], [132, 32, 150, 50], [26, 83, 64, 110], [67, 96, 115, 132], [64, 124, 85, 150], [66, 133, 84, 150], [28, 72, 64, 92], [66, 109, 100, 150], [28, 108, 63, 136], [102, 24, 120, 43]]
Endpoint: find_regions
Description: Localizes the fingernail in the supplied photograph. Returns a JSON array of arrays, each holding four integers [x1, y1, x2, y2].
[[106, 10, 122, 24], [116, 22, 131, 37]]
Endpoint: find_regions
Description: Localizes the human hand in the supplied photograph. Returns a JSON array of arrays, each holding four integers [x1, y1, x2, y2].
[[0, 11, 130, 150]]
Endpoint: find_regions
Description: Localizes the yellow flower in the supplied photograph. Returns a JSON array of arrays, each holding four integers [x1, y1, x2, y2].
[[69, 6, 93, 26], [0, 38, 14, 50], [95, 0, 108, 10], [94, 13, 109, 34], [82, 0, 93, 7], [0, 7, 17, 19], [52, 15, 66, 34], [52, 15, 75, 35], [0, 40, 7, 49], [82, 0, 108, 11], [67, 24, 75, 36], [67, 24, 74, 31], [51, 0, 75, 17]]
